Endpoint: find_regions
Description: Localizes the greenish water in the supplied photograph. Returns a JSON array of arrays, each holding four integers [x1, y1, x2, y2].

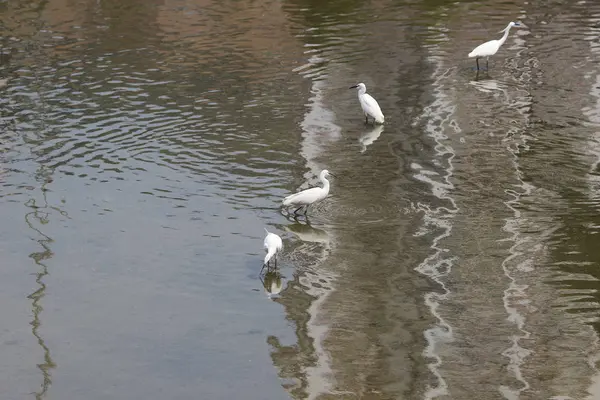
[[2, 0, 600, 399]]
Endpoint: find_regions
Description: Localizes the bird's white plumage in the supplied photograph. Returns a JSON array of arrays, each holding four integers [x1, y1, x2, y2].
[[468, 21, 519, 60], [263, 228, 283, 265], [352, 83, 384, 124], [468, 40, 502, 58], [282, 169, 332, 209]]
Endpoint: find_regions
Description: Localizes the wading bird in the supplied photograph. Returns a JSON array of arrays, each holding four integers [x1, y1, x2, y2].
[[349, 83, 384, 124], [468, 21, 520, 71], [261, 228, 283, 274], [282, 169, 333, 216]]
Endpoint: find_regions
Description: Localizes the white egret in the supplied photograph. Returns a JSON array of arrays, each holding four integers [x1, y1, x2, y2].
[[468, 21, 520, 71], [282, 169, 333, 215], [261, 228, 283, 274], [349, 83, 384, 124]]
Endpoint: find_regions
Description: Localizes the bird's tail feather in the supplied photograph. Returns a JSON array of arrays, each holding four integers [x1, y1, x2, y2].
[[282, 195, 295, 206]]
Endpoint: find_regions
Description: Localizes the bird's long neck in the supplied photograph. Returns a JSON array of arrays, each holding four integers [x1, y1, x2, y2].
[[358, 87, 366, 96], [264, 249, 275, 263], [498, 25, 512, 47], [321, 176, 330, 191]]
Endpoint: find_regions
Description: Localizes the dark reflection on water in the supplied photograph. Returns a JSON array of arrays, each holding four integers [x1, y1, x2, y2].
[[25, 172, 58, 400], [3, 0, 600, 398]]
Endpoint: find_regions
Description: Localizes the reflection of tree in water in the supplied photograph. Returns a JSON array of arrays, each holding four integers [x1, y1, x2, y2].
[[25, 168, 63, 399], [512, 116, 600, 336], [541, 201, 600, 333], [267, 276, 318, 399]]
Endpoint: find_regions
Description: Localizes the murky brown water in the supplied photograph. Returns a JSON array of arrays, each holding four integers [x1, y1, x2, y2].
[[2, 0, 600, 399]]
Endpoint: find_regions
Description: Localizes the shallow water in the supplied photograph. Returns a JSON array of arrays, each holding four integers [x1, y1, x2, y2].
[[2, 0, 600, 399]]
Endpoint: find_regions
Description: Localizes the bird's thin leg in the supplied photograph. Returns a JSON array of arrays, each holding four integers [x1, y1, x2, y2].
[[476, 58, 480, 71], [293, 206, 303, 214], [260, 263, 267, 275], [274, 256, 277, 268], [486, 57, 489, 70], [365, 115, 369, 124], [303, 205, 309, 215]]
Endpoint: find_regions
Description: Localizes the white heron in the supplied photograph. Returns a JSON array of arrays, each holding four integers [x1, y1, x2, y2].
[[282, 169, 333, 215], [349, 83, 384, 124], [261, 228, 283, 274], [468, 21, 520, 71]]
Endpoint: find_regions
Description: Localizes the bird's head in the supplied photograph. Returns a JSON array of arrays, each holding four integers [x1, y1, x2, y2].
[[321, 169, 335, 179], [499, 21, 520, 32], [349, 83, 366, 91]]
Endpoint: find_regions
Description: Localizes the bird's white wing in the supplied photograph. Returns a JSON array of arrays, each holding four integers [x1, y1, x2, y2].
[[361, 94, 384, 123], [468, 39, 500, 58], [282, 187, 322, 206], [264, 233, 282, 251]]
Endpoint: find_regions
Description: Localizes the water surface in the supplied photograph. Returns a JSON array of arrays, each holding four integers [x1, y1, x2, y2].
[[2, 0, 600, 399]]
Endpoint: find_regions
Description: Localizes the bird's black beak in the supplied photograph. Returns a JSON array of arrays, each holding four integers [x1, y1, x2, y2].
[[349, 85, 358, 89], [329, 173, 337, 178]]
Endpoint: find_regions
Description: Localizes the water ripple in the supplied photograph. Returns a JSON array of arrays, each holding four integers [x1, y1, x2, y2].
[[413, 24, 458, 400], [2, 53, 304, 208]]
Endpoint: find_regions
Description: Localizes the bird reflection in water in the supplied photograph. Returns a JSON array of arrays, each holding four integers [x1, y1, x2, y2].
[[469, 77, 510, 102], [260, 270, 284, 299], [359, 125, 384, 154], [284, 220, 330, 245]]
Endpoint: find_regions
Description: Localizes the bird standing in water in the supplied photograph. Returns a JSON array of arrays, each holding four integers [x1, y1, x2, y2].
[[282, 169, 333, 216], [261, 228, 283, 274], [468, 21, 520, 71], [349, 83, 384, 124]]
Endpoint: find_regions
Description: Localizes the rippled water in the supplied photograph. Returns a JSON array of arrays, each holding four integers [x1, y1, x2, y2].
[[3, 0, 600, 399]]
